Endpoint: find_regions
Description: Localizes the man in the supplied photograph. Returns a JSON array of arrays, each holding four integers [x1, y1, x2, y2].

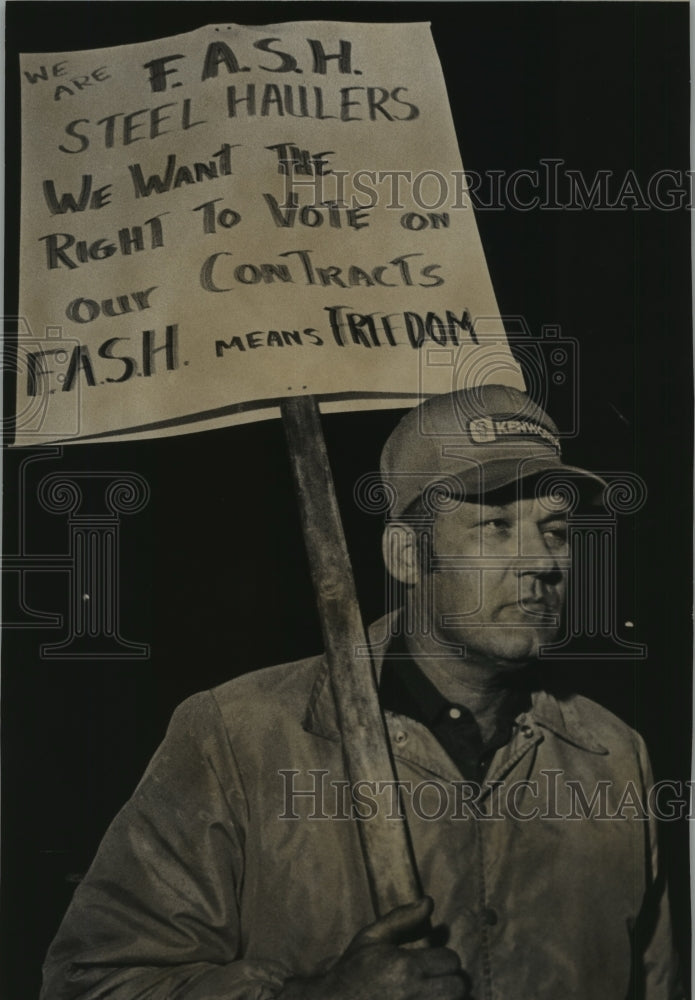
[[41, 385, 682, 1000]]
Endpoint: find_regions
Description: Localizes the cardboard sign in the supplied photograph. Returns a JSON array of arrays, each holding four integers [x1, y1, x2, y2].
[[16, 21, 523, 444]]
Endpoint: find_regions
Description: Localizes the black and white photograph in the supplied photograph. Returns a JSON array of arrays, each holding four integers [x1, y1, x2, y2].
[[2, 3, 692, 999]]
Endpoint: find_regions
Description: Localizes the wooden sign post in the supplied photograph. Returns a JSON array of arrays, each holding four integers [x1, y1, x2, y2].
[[282, 395, 423, 915]]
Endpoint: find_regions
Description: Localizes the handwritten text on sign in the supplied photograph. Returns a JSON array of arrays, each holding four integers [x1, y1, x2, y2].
[[17, 22, 522, 443]]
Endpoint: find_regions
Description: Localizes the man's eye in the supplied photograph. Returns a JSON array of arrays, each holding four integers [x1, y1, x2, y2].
[[481, 518, 511, 534], [542, 526, 568, 549]]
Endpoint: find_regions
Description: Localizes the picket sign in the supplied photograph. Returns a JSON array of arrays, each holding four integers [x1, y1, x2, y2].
[[18, 19, 523, 915]]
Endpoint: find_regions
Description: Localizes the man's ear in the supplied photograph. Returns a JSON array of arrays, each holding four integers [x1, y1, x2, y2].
[[382, 522, 420, 585]]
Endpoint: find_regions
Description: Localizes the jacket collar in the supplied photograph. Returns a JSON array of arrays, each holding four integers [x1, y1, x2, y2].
[[529, 689, 607, 754], [302, 614, 607, 755], [301, 615, 393, 743]]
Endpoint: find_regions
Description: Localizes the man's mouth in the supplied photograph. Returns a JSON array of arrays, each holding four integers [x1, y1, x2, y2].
[[500, 599, 559, 621]]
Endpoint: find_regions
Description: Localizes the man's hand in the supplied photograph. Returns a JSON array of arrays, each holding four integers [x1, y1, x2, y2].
[[278, 896, 468, 999]]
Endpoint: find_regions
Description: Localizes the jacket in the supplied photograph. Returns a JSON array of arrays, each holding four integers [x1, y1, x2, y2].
[[41, 639, 682, 1000]]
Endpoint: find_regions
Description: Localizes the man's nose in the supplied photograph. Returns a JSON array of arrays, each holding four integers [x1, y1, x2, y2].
[[519, 563, 564, 587], [513, 525, 567, 582]]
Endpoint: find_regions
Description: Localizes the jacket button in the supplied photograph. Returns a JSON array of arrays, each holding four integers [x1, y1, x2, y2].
[[394, 731, 408, 744], [483, 907, 498, 926]]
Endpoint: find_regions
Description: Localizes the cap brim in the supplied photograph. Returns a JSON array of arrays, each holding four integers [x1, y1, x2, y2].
[[458, 456, 607, 503]]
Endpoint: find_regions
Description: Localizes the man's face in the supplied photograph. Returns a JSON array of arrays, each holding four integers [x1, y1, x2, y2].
[[419, 492, 570, 668]]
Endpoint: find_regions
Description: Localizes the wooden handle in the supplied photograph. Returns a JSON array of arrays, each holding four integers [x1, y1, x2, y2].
[[281, 395, 423, 917]]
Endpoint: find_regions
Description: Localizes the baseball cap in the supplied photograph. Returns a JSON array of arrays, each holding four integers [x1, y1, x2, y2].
[[380, 385, 606, 518]]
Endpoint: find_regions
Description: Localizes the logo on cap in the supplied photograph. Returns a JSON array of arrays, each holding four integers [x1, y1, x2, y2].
[[469, 418, 497, 443], [469, 418, 560, 451]]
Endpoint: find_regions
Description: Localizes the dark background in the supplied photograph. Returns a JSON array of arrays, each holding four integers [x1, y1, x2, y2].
[[3, 3, 692, 997]]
